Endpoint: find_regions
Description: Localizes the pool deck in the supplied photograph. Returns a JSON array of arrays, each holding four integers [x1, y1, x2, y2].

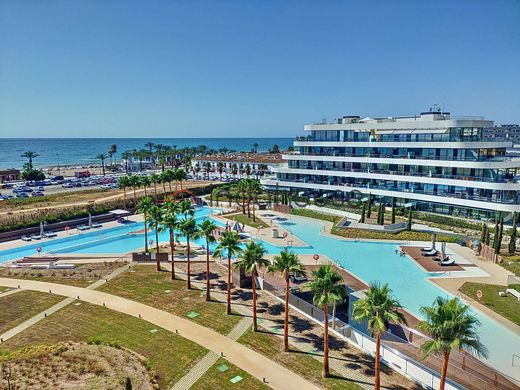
[[400, 246, 465, 272]]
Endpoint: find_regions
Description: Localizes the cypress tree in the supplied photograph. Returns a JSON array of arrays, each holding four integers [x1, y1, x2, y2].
[[407, 208, 413, 231], [496, 214, 504, 254], [367, 193, 372, 219], [485, 228, 490, 246], [509, 212, 517, 254], [391, 197, 396, 224], [492, 219, 499, 250], [360, 203, 366, 223], [480, 223, 487, 242]]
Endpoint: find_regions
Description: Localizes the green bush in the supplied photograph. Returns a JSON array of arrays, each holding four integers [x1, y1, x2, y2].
[[330, 227, 460, 243], [291, 208, 341, 223]]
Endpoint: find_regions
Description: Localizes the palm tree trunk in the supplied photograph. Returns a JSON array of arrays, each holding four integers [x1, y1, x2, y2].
[[242, 191, 246, 214], [170, 229, 175, 279], [186, 238, 191, 289], [332, 302, 336, 330], [133, 188, 137, 204], [144, 214, 149, 252], [123, 188, 127, 208], [252, 268, 257, 331], [252, 193, 256, 222], [226, 254, 232, 315], [205, 237, 211, 301], [323, 303, 330, 378], [154, 183, 157, 201], [375, 334, 381, 390], [155, 229, 160, 272], [439, 352, 450, 390], [284, 276, 290, 352], [247, 191, 251, 218], [144, 186, 147, 197]]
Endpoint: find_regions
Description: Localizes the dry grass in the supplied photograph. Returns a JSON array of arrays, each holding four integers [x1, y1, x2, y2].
[[0, 302, 207, 388], [0, 291, 63, 334], [0, 261, 128, 287], [0, 342, 153, 389]]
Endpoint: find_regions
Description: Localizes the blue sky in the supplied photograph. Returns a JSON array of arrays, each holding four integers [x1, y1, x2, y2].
[[0, 0, 519, 138]]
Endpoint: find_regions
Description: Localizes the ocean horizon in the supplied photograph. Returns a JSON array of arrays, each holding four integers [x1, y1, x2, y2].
[[0, 137, 294, 169]]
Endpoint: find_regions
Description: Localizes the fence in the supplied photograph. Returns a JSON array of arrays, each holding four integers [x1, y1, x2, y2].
[[263, 279, 518, 390]]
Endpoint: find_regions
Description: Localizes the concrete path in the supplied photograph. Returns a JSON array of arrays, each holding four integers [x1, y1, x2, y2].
[[171, 317, 252, 390], [0, 288, 21, 299], [0, 262, 133, 343], [0, 277, 318, 390]]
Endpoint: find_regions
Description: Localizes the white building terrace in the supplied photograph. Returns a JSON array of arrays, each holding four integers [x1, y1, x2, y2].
[[261, 111, 520, 220]]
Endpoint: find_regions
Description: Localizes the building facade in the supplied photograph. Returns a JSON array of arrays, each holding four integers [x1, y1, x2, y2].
[[483, 124, 520, 144], [261, 111, 520, 220]]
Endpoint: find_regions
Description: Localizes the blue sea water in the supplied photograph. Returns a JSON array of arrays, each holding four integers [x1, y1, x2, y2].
[[0, 138, 294, 169]]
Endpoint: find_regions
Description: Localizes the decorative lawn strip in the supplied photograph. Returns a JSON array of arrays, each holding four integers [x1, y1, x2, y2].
[[191, 358, 269, 390], [459, 282, 520, 326], [238, 329, 362, 390], [226, 213, 269, 229], [0, 290, 63, 334], [291, 209, 341, 223], [500, 258, 520, 277], [330, 226, 459, 243], [0, 262, 128, 288], [98, 265, 241, 335], [0, 302, 207, 388]]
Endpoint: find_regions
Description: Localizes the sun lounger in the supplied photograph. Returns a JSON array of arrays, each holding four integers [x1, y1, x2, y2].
[[91, 222, 102, 228], [30, 234, 42, 240], [421, 246, 435, 252], [422, 249, 438, 256], [506, 288, 520, 301], [77, 225, 90, 231], [43, 231, 57, 238], [21, 235, 32, 242], [440, 256, 455, 266]]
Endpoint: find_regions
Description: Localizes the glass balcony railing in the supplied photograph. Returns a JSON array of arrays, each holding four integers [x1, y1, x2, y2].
[[270, 178, 520, 205]]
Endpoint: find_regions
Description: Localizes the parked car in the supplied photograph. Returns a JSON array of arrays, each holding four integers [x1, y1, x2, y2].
[[32, 191, 44, 197], [62, 182, 74, 188], [36, 186, 45, 191], [16, 192, 29, 198]]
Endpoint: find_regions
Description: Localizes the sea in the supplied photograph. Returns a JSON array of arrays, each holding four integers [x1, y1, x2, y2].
[[0, 138, 294, 169]]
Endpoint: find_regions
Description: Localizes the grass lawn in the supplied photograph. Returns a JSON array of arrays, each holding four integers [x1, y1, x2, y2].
[[238, 329, 362, 390], [501, 259, 520, 277], [0, 291, 63, 334], [98, 265, 241, 335], [0, 261, 127, 287], [0, 302, 207, 388], [191, 358, 269, 390], [459, 282, 520, 326], [226, 213, 269, 229]]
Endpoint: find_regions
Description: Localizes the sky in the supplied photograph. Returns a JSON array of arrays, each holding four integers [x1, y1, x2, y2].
[[0, 0, 519, 138]]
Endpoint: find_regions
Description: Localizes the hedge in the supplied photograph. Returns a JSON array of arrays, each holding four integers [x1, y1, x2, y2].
[[291, 208, 341, 223], [330, 227, 460, 243]]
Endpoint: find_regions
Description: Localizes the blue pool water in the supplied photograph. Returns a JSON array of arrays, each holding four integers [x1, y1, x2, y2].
[[0, 208, 518, 382]]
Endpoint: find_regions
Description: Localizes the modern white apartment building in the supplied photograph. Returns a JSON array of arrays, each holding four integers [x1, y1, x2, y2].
[[261, 111, 520, 220]]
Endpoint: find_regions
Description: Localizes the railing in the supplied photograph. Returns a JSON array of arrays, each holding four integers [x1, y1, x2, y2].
[[262, 279, 519, 390]]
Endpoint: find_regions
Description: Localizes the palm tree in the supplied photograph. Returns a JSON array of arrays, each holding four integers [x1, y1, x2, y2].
[[149, 173, 160, 201], [248, 179, 261, 222], [117, 176, 129, 208], [307, 265, 344, 377], [213, 231, 242, 315], [217, 162, 224, 180], [199, 219, 217, 301], [140, 175, 151, 197], [96, 153, 108, 175], [231, 163, 238, 179], [159, 171, 168, 193], [145, 141, 155, 155], [204, 161, 212, 179], [253, 142, 259, 153], [162, 201, 180, 279], [128, 175, 141, 204], [147, 205, 164, 272], [137, 196, 155, 253], [164, 169, 175, 192], [352, 282, 406, 389], [234, 242, 269, 331], [176, 169, 188, 190], [178, 198, 195, 217], [178, 216, 199, 289], [21, 151, 39, 170], [419, 297, 488, 390], [121, 151, 131, 174], [268, 250, 305, 351], [235, 180, 248, 214], [109, 144, 118, 165]]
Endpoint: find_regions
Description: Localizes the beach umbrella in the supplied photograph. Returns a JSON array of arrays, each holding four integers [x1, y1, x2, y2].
[[88, 214, 93, 229], [431, 232, 436, 250], [40, 221, 44, 237]]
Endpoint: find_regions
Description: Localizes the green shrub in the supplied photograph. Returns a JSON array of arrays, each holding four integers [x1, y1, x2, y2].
[[330, 227, 460, 243]]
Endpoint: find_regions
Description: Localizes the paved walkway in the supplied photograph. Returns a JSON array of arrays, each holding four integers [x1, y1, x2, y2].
[[0, 277, 318, 390], [171, 317, 252, 390], [0, 262, 133, 343], [0, 287, 21, 298]]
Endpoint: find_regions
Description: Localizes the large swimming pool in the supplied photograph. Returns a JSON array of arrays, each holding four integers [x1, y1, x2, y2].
[[0, 207, 518, 383]]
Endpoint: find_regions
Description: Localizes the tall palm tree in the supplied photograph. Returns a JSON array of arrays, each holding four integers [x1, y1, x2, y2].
[[96, 153, 108, 175], [121, 151, 131, 174], [159, 171, 168, 193], [213, 231, 242, 315], [108, 144, 118, 165], [164, 169, 175, 192], [178, 216, 199, 289], [21, 151, 39, 170], [162, 201, 180, 279], [419, 297, 488, 390], [352, 282, 406, 389], [128, 175, 141, 204], [147, 205, 164, 272], [117, 176, 129, 208], [145, 141, 155, 155], [217, 161, 224, 180], [178, 198, 195, 217], [140, 175, 151, 197], [248, 179, 261, 222], [149, 173, 160, 201], [176, 169, 187, 190], [307, 265, 344, 378], [137, 196, 155, 253], [234, 242, 269, 331], [268, 250, 305, 351], [198, 219, 217, 301], [235, 180, 248, 214]]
